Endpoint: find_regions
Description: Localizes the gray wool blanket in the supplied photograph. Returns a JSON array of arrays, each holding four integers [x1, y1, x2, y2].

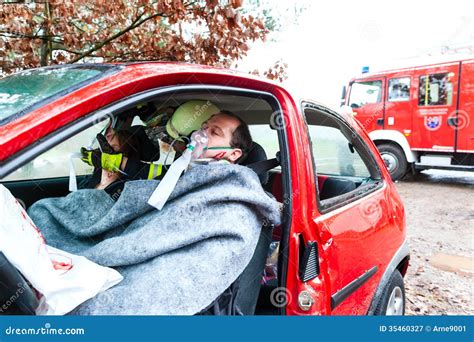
[[27, 163, 281, 315]]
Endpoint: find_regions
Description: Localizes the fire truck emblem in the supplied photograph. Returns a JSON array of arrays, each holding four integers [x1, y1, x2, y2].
[[424, 115, 441, 131]]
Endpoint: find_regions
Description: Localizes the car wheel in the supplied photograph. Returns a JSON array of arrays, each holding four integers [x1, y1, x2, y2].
[[377, 144, 408, 181], [374, 270, 405, 315]]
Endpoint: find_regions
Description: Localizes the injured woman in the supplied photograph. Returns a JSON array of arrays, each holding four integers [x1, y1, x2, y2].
[[82, 127, 141, 190], [0, 107, 282, 315]]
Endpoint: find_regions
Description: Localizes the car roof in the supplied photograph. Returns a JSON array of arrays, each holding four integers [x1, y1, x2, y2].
[[1, 62, 280, 124], [0, 62, 286, 161]]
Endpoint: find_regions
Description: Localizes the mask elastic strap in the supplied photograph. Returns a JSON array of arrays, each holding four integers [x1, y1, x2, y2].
[[204, 146, 234, 150], [203, 146, 235, 161], [164, 135, 189, 170]]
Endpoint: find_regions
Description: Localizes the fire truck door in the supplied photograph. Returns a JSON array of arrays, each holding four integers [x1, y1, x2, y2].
[[412, 63, 459, 151], [456, 60, 474, 153], [384, 76, 413, 145], [348, 77, 385, 132]]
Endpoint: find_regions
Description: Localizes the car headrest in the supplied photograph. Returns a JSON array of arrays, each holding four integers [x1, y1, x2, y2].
[[240, 142, 269, 185]]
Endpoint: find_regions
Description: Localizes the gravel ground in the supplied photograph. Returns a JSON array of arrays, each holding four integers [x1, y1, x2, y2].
[[394, 170, 474, 315]]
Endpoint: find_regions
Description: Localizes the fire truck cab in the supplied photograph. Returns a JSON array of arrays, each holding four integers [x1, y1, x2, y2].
[[343, 58, 474, 180]]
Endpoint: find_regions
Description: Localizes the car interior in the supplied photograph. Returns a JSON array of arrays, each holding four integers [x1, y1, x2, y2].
[[0, 89, 381, 315]]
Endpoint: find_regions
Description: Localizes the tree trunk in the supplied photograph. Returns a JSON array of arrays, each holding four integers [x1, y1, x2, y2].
[[40, 0, 52, 66]]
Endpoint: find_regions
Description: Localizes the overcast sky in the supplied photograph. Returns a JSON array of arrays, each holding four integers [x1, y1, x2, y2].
[[238, 0, 474, 108]]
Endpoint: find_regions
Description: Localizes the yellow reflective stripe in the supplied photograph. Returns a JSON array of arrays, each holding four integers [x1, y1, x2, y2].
[[148, 163, 155, 180], [425, 76, 429, 105], [155, 164, 163, 177], [147, 163, 163, 179]]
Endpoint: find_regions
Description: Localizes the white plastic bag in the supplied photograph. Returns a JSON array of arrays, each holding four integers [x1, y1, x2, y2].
[[0, 184, 123, 315]]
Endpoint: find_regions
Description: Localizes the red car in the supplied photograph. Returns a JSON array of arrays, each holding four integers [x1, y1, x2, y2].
[[0, 63, 409, 315]]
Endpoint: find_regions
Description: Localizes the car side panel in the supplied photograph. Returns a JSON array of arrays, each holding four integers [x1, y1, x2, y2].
[[283, 100, 406, 315], [317, 184, 405, 315]]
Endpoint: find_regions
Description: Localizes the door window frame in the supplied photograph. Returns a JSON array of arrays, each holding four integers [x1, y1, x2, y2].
[[301, 101, 384, 214]]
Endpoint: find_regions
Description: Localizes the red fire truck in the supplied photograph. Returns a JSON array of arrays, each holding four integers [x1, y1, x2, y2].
[[342, 57, 474, 180]]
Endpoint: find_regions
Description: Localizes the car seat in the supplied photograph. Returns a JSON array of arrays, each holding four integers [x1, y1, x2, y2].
[[0, 252, 38, 315], [319, 177, 357, 201], [198, 142, 280, 315], [197, 223, 273, 315], [239, 142, 271, 185]]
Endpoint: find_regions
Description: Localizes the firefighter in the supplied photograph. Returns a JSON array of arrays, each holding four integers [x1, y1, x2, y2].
[[80, 100, 220, 181]]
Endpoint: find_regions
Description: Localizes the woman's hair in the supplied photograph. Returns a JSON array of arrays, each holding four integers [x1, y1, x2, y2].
[[114, 130, 141, 157]]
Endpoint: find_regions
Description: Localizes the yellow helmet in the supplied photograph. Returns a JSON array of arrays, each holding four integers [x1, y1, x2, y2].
[[166, 100, 220, 140]]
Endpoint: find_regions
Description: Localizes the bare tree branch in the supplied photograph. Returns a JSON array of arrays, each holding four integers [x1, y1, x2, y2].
[[52, 44, 83, 55], [0, 30, 57, 40], [67, 11, 166, 64], [66, 1, 199, 64]]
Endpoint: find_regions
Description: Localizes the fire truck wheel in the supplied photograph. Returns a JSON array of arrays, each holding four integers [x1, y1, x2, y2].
[[377, 144, 408, 181], [374, 270, 405, 315]]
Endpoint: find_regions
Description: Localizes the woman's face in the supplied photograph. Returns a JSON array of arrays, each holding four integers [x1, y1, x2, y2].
[[105, 128, 121, 152]]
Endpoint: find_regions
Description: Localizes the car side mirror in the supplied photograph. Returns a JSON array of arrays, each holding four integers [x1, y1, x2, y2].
[[340, 86, 347, 106]]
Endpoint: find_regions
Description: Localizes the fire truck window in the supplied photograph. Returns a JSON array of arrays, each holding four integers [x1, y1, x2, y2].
[[388, 77, 410, 102], [418, 73, 453, 106], [349, 80, 382, 108]]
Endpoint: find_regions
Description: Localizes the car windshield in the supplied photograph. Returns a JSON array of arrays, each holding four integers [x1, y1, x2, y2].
[[0, 65, 116, 125]]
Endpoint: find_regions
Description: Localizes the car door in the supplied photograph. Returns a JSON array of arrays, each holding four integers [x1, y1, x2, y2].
[[302, 103, 400, 315]]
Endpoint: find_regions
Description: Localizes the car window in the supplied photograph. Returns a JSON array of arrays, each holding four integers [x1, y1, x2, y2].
[[0, 65, 116, 125], [348, 80, 383, 108], [1, 121, 107, 182], [249, 124, 280, 160], [303, 105, 382, 205], [308, 124, 371, 178]]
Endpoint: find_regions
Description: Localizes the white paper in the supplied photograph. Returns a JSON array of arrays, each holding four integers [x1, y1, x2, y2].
[[0, 185, 123, 315], [68, 152, 82, 192]]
